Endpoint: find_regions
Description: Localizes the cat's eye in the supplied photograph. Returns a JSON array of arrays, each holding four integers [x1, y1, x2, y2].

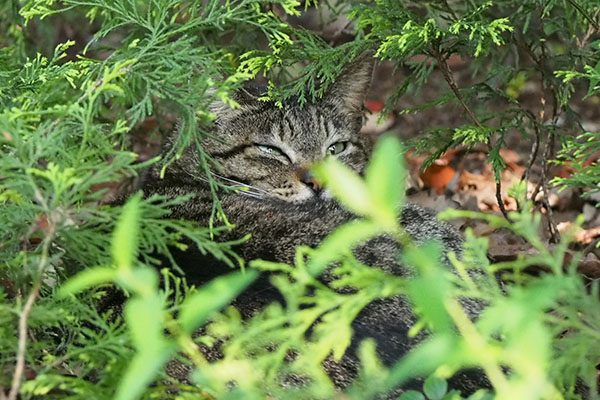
[[327, 141, 348, 156], [257, 144, 285, 157]]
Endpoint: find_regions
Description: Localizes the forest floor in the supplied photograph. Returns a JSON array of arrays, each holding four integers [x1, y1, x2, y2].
[[362, 58, 600, 280]]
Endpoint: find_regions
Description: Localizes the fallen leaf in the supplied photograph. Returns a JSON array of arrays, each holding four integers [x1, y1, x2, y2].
[[362, 99, 395, 135], [557, 222, 600, 244], [420, 163, 456, 195]]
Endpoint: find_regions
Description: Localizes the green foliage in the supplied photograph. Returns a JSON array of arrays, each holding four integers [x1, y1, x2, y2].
[[553, 54, 600, 201], [61, 193, 257, 400], [2, 0, 600, 399]]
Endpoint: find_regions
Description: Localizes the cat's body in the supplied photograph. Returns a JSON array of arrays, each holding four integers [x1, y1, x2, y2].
[[140, 55, 486, 397], [142, 55, 463, 266]]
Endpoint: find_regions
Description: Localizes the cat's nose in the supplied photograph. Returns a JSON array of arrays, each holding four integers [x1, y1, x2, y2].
[[299, 170, 322, 194]]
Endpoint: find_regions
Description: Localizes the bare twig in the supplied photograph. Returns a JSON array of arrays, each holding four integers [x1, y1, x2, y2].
[[541, 132, 561, 243], [433, 47, 510, 220], [9, 206, 56, 400], [530, 129, 560, 243], [535, 17, 561, 243], [7, 282, 41, 400], [529, 88, 548, 203], [515, 16, 562, 243], [521, 112, 541, 184], [435, 50, 482, 129]]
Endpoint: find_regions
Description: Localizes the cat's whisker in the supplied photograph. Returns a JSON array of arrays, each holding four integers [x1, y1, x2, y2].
[[235, 191, 266, 200], [221, 184, 267, 198], [211, 174, 271, 195], [191, 172, 270, 199]]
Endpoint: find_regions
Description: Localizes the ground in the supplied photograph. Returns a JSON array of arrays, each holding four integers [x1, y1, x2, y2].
[[361, 57, 600, 280]]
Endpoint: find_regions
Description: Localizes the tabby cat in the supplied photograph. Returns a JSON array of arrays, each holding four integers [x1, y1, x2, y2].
[[140, 55, 486, 397]]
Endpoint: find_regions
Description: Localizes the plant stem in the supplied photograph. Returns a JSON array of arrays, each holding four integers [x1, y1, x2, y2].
[[433, 47, 509, 220], [445, 298, 510, 393], [521, 111, 541, 185], [8, 282, 41, 400]]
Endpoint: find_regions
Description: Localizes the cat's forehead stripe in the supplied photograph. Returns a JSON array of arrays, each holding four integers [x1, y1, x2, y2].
[[318, 112, 328, 139], [286, 112, 297, 141]]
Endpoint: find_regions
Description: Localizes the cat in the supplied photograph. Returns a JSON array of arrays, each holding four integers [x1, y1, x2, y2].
[[139, 54, 487, 397]]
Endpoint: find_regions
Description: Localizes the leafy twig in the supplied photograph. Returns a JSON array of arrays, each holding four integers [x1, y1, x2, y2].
[[534, 18, 561, 243], [516, 20, 561, 243], [433, 46, 509, 220], [8, 197, 57, 400]]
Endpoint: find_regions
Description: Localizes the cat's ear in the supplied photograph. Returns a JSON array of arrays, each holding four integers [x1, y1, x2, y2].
[[209, 86, 262, 120], [323, 52, 375, 114]]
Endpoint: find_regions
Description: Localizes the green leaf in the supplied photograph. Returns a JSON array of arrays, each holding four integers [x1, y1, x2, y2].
[[178, 270, 259, 334], [116, 295, 174, 400], [58, 267, 116, 297], [307, 219, 382, 275], [112, 192, 142, 271], [423, 375, 448, 400], [312, 156, 372, 217], [466, 390, 494, 400], [382, 335, 456, 395], [116, 267, 159, 298], [365, 134, 405, 218], [404, 243, 453, 332], [115, 347, 173, 400], [399, 390, 426, 400], [124, 295, 166, 350], [443, 389, 464, 400]]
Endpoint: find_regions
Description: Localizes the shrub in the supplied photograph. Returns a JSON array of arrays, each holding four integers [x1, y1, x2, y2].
[[1, 1, 599, 399]]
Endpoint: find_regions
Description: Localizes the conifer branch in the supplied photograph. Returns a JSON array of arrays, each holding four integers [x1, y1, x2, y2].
[[566, 0, 599, 31], [433, 46, 509, 220]]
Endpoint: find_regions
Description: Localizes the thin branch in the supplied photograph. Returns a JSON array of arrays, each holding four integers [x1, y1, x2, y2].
[[532, 130, 560, 243], [541, 132, 561, 243], [521, 112, 541, 184], [515, 17, 562, 243], [528, 88, 548, 202], [7, 282, 41, 400], [435, 50, 482, 129], [9, 206, 56, 400], [433, 47, 510, 220], [582, 238, 600, 258], [535, 15, 560, 243]]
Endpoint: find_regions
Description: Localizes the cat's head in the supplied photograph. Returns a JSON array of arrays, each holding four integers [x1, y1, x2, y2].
[[204, 54, 374, 203]]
